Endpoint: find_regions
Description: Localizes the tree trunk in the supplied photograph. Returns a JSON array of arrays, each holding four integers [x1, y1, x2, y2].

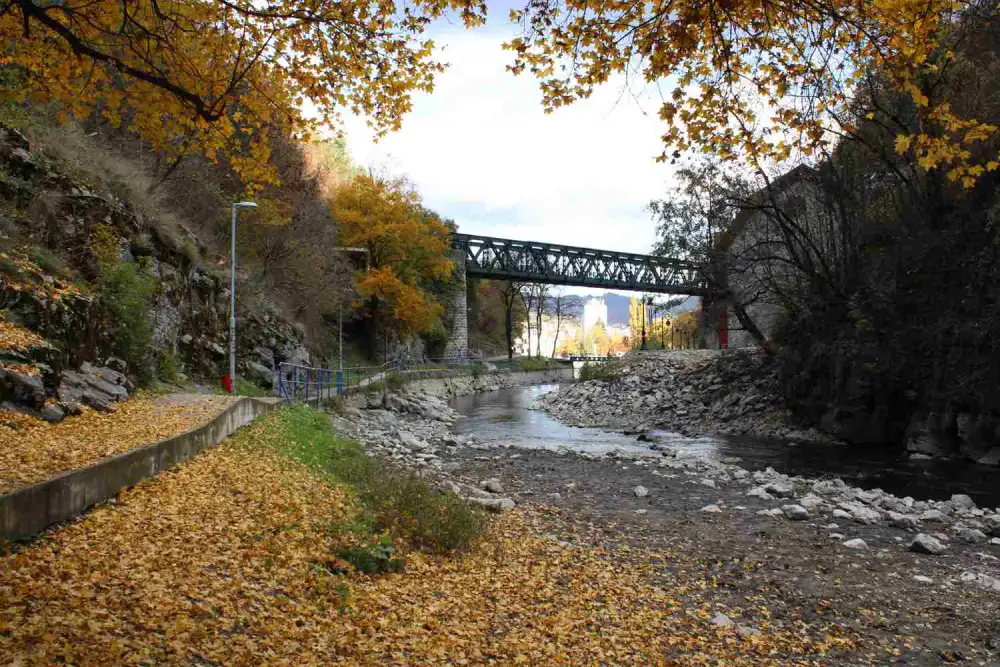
[[729, 298, 779, 355], [505, 302, 514, 360]]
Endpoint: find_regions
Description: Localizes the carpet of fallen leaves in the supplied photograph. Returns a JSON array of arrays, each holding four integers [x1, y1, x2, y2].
[[0, 313, 48, 352], [0, 410, 859, 665], [0, 394, 237, 494]]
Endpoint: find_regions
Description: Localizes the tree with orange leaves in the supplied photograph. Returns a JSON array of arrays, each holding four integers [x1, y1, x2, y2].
[[506, 0, 997, 188], [4, 0, 486, 189], [331, 173, 454, 356]]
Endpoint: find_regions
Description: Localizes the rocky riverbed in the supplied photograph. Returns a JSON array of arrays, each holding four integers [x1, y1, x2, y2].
[[539, 349, 824, 441], [330, 373, 1000, 664]]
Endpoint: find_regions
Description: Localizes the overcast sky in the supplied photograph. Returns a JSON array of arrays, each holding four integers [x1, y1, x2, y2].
[[341, 13, 679, 297]]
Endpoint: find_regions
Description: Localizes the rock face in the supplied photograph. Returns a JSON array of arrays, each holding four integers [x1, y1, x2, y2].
[[0, 124, 313, 415]]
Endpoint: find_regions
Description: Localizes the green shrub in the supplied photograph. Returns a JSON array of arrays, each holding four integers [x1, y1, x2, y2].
[[578, 358, 621, 382], [267, 406, 485, 554], [234, 377, 267, 397], [358, 470, 486, 553], [96, 261, 157, 382], [157, 350, 180, 383], [26, 245, 67, 278], [335, 536, 405, 575]]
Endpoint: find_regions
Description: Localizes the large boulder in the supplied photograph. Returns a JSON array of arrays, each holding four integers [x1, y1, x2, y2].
[[904, 414, 953, 457], [0, 367, 46, 406], [57, 362, 130, 412]]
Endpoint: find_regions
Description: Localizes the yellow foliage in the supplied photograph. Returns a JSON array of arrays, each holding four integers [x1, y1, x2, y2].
[[331, 174, 454, 338], [356, 266, 444, 338], [0, 313, 47, 353], [507, 0, 996, 185], [0, 394, 236, 494], [4, 0, 486, 190], [0, 415, 863, 664]]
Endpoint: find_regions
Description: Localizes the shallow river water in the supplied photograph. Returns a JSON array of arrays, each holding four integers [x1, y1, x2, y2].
[[450, 384, 1000, 508]]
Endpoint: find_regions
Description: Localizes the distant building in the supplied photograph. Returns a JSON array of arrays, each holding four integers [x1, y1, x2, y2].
[[703, 164, 828, 349], [582, 298, 608, 336]]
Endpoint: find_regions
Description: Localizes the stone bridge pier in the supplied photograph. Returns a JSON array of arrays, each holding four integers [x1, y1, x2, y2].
[[443, 249, 468, 359]]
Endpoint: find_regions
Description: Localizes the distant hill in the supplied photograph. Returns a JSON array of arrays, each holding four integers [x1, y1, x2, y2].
[[546, 293, 699, 326]]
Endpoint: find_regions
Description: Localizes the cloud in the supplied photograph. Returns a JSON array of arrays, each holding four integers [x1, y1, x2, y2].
[[342, 25, 679, 294]]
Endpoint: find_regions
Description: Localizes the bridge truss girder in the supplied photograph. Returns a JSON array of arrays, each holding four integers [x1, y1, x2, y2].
[[452, 233, 707, 295]]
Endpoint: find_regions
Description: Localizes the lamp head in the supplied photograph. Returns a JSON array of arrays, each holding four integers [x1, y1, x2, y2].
[[234, 201, 257, 209]]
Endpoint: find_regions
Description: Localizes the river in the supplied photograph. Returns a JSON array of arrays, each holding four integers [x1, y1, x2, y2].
[[450, 384, 1000, 508]]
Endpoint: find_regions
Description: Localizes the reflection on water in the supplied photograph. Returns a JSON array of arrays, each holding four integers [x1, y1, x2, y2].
[[450, 385, 1000, 508]]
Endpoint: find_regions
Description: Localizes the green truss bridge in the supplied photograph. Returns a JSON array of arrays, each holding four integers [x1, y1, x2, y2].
[[451, 233, 707, 295]]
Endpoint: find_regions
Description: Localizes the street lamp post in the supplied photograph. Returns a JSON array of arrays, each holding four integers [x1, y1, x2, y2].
[[229, 201, 257, 392], [331, 246, 368, 372], [640, 297, 648, 351]]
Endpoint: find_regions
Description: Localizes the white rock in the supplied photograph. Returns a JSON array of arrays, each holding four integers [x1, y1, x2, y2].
[[838, 502, 882, 525], [842, 538, 868, 550], [832, 509, 853, 521], [399, 431, 429, 452], [700, 478, 717, 488], [887, 511, 920, 531], [465, 496, 516, 512], [764, 481, 794, 498], [798, 494, 825, 512], [711, 612, 735, 628], [913, 575, 934, 584], [910, 533, 947, 555], [959, 571, 1000, 592], [633, 485, 649, 498], [746, 486, 773, 500], [920, 509, 950, 524], [829, 533, 845, 539], [481, 478, 505, 494], [781, 504, 810, 521], [634, 509, 648, 515], [953, 526, 987, 543], [951, 494, 976, 510], [701, 504, 723, 513]]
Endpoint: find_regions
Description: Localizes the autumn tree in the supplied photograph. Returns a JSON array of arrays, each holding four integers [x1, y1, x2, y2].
[[550, 288, 566, 358], [507, 0, 997, 187], [6, 0, 486, 189], [500, 282, 524, 361], [331, 173, 454, 358]]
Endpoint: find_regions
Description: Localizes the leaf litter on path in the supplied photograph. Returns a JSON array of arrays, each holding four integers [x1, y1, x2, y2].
[[0, 394, 237, 494], [0, 411, 861, 665]]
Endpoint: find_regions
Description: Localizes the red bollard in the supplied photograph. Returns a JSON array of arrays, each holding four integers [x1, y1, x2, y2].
[[221, 374, 234, 394]]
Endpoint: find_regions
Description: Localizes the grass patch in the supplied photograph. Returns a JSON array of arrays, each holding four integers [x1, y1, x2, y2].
[[364, 370, 406, 394], [263, 405, 486, 555], [234, 377, 267, 397], [517, 356, 558, 371]]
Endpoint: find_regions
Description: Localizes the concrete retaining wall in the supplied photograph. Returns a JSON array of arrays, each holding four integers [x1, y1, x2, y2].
[[344, 367, 574, 408], [0, 397, 281, 543]]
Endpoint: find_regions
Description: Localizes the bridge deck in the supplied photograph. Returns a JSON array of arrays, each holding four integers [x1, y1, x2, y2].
[[452, 233, 707, 295]]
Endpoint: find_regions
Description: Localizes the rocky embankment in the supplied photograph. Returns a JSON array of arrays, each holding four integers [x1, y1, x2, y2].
[[331, 373, 562, 512], [541, 349, 821, 440], [330, 369, 1000, 661], [0, 123, 310, 420], [334, 373, 1000, 558]]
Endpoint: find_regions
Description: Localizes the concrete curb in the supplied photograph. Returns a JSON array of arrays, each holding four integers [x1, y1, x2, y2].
[[0, 396, 282, 543]]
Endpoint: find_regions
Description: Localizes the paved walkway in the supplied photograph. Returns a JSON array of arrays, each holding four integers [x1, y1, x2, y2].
[[0, 394, 238, 495]]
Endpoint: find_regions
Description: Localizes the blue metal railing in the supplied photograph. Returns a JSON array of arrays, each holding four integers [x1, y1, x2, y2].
[[276, 356, 472, 402]]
